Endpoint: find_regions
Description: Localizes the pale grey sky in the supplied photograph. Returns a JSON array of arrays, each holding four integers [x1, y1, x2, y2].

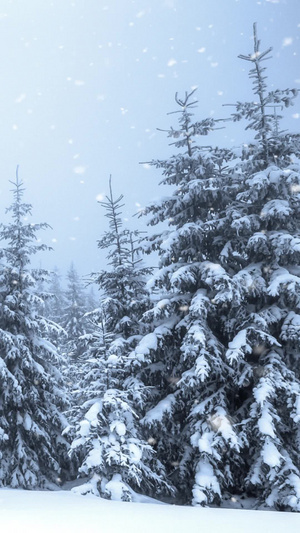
[[0, 0, 299, 276]]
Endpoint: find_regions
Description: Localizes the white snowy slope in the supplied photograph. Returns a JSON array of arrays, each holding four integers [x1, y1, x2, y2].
[[1, 490, 300, 533]]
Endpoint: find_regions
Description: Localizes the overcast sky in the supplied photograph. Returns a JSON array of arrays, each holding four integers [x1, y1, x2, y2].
[[0, 0, 299, 278]]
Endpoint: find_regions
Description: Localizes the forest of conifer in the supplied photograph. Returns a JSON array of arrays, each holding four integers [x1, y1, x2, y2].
[[0, 24, 300, 514]]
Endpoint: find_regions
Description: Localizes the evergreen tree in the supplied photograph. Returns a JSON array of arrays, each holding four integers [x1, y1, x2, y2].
[[131, 25, 300, 511], [86, 286, 98, 316], [0, 170, 69, 488], [220, 23, 300, 511], [37, 268, 67, 359], [131, 91, 240, 506], [94, 177, 151, 339], [46, 267, 66, 327], [62, 263, 89, 362], [69, 178, 172, 501]]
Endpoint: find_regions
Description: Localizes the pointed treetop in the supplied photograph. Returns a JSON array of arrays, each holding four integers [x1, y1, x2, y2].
[[238, 22, 273, 63]]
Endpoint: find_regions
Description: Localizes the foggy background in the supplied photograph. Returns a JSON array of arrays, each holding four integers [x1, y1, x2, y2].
[[0, 0, 298, 277]]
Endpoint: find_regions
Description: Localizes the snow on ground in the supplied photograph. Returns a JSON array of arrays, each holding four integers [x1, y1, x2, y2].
[[0, 489, 300, 533]]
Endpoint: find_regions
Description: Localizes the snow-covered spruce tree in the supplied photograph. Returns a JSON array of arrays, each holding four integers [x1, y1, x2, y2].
[[0, 171, 69, 488], [133, 28, 300, 509], [45, 267, 66, 327], [218, 24, 300, 511], [36, 268, 67, 363], [69, 178, 172, 501], [93, 178, 152, 341], [61, 262, 89, 362], [86, 286, 98, 316], [128, 91, 241, 507]]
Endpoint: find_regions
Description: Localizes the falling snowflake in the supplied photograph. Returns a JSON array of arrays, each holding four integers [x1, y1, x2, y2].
[[15, 93, 26, 104], [74, 166, 86, 175]]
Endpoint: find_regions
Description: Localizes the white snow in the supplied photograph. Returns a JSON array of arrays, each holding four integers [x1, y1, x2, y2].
[[1, 489, 300, 533], [110, 420, 126, 436], [254, 381, 274, 406], [226, 329, 252, 362], [106, 353, 119, 366], [23, 413, 32, 431], [281, 311, 300, 341], [135, 332, 158, 358], [268, 268, 300, 297], [142, 393, 176, 425], [83, 443, 102, 469], [84, 400, 101, 423], [209, 408, 239, 447], [262, 440, 282, 468], [128, 443, 142, 463], [78, 419, 90, 437], [193, 460, 221, 501], [257, 408, 276, 437], [260, 199, 291, 221], [197, 431, 213, 454]]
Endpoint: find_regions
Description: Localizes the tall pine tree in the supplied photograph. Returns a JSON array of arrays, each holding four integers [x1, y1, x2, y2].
[[69, 178, 172, 501], [220, 23, 300, 511], [45, 267, 66, 328], [0, 170, 69, 488], [62, 262, 89, 362], [131, 91, 240, 506], [131, 25, 300, 511]]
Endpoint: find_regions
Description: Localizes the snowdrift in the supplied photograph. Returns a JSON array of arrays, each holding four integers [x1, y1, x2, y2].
[[0, 489, 300, 533]]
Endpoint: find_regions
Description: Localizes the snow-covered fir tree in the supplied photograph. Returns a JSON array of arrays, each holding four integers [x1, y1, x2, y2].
[[130, 25, 300, 511], [93, 178, 152, 340], [129, 91, 240, 507], [85, 286, 98, 316], [36, 268, 67, 362], [219, 23, 300, 511], [0, 171, 69, 488], [45, 267, 66, 327], [69, 178, 172, 501], [61, 262, 89, 362]]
